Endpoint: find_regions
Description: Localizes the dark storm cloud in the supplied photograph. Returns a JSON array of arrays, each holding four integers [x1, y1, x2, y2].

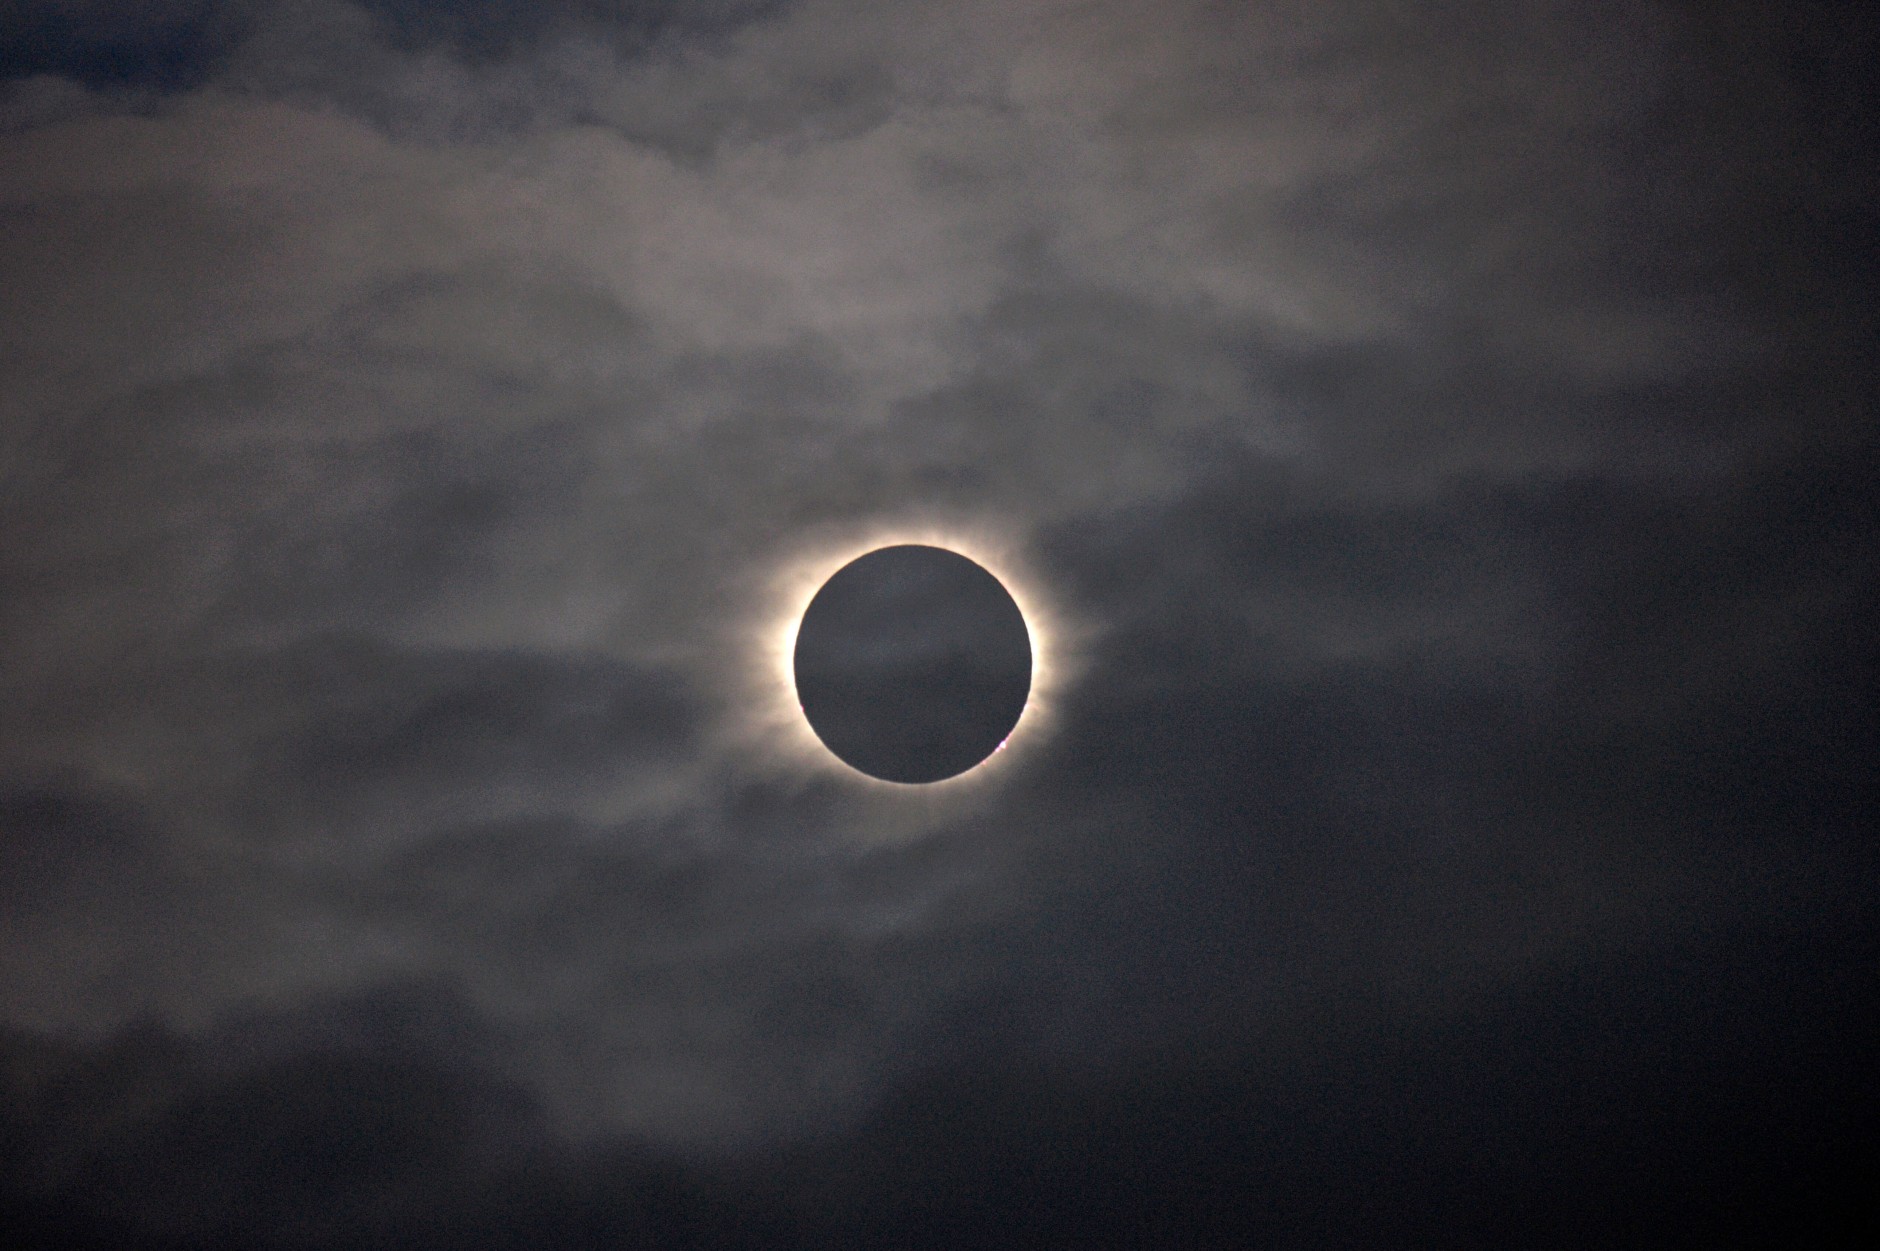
[[1, 0, 1875, 1245]]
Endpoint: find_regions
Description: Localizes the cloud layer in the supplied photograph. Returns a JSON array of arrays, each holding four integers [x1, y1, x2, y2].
[[1, 1, 1874, 1243]]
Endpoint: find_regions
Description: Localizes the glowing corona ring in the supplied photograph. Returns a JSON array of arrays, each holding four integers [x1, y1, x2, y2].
[[736, 518, 1080, 794]]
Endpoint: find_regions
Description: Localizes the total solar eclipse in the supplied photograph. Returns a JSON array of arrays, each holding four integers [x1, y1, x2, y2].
[[792, 545, 1032, 783]]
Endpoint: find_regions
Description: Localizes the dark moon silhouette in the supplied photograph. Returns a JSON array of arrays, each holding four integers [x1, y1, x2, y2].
[[793, 545, 1032, 783]]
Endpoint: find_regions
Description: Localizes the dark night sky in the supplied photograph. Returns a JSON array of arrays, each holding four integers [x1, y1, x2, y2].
[[1, 2, 1875, 1247]]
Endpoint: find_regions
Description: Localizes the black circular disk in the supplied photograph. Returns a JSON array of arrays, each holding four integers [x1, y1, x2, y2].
[[793, 545, 1032, 783]]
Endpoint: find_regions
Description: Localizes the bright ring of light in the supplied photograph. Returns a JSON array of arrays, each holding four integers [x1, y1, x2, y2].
[[736, 517, 1079, 794]]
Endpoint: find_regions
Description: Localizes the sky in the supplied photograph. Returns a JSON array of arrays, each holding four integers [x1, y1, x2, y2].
[[0, 1, 1874, 1246]]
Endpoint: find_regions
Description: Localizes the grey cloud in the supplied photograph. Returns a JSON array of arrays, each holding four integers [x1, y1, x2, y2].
[[0, 780, 151, 903], [5, 909, 1873, 1249], [0, 2, 1872, 1232], [237, 638, 697, 844]]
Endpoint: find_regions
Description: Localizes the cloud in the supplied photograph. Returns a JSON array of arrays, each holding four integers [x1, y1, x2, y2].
[[0, 0, 1870, 1186], [5, 910, 1875, 1249]]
